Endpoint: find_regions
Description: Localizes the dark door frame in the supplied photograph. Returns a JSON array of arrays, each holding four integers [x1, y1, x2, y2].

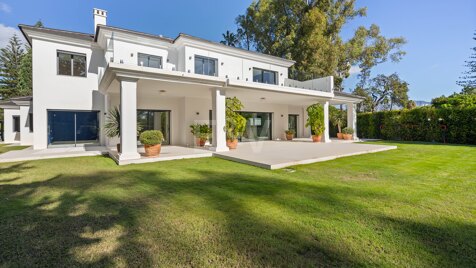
[[137, 109, 171, 145]]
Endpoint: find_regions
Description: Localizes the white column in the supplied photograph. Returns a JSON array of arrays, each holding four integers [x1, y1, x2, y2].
[[322, 101, 331, 143], [210, 88, 229, 152], [347, 102, 358, 140], [119, 78, 140, 160]]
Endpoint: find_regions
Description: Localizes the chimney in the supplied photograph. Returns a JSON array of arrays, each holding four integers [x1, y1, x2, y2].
[[93, 8, 107, 33]]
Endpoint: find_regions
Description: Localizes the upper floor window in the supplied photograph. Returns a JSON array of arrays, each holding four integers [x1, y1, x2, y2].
[[57, 51, 86, 77], [195, 56, 217, 76], [13, 116, 20, 132], [253, 68, 277, 85], [138, 53, 162, 69]]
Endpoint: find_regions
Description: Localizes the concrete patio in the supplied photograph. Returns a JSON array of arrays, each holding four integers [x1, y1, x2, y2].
[[0, 145, 108, 163], [108, 146, 213, 165], [214, 140, 397, 169]]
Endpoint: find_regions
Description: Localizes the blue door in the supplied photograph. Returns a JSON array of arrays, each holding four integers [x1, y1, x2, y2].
[[48, 111, 99, 146]]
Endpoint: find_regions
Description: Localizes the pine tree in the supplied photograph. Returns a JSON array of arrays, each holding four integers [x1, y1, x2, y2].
[[457, 31, 476, 89], [0, 34, 24, 100]]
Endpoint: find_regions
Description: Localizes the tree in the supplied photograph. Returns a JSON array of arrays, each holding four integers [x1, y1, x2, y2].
[[457, 31, 476, 89], [220, 30, 239, 47], [0, 35, 24, 99], [353, 73, 409, 112]]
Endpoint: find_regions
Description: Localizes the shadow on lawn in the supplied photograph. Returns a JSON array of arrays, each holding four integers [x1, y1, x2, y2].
[[0, 162, 475, 266]]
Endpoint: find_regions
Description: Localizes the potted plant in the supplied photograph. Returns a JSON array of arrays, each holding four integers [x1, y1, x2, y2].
[[330, 106, 346, 139], [139, 130, 164, 157], [190, 123, 212, 147], [104, 106, 142, 152], [285, 130, 295, 140], [305, 103, 325, 142], [342, 127, 354, 140], [225, 97, 246, 149]]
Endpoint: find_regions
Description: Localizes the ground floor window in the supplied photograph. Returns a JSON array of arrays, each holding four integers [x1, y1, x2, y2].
[[239, 112, 272, 142], [47, 110, 99, 146], [137, 110, 170, 145], [288, 114, 298, 138], [13, 116, 20, 132], [29, 113, 33, 132]]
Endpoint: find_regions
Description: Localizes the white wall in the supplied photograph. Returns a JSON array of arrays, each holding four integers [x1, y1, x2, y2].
[[32, 38, 105, 149], [3, 109, 20, 143], [19, 105, 33, 145]]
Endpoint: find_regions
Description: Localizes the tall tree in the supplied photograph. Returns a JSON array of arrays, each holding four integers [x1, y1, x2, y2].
[[220, 30, 239, 47], [16, 21, 43, 97], [0, 34, 24, 100], [457, 31, 476, 89]]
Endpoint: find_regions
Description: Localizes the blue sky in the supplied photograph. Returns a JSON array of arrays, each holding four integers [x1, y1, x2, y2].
[[0, 0, 475, 101]]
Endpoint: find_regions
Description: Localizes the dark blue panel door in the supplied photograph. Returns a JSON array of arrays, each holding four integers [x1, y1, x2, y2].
[[48, 111, 99, 145], [76, 112, 99, 142]]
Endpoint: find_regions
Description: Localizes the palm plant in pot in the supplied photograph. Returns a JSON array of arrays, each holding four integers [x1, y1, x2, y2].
[[190, 123, 212, 147], [330, 106, 346, 139], [139, 130, 164, 157], [342, 127, 354, 140], [104, 106, 142, 152], [305, 103, 325, 142], [225, 97, 246, 149], [285, 130, 295, 140]]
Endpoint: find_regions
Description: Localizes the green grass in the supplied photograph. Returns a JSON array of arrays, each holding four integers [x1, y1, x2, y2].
[[0, 141, 475, 267], [0, 143, 28, 154]]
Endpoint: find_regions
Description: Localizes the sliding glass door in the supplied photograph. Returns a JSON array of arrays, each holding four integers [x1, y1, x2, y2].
[[239, 112, 272, 142], [47, 110, 99, 146], [137, 110, 171, 145]]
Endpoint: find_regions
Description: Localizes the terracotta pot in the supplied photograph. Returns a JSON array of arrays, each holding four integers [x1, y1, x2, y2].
[[312, 135, 322, 142], [196, 138, 207, 147], [144, 144, 161, 157], [337, 133, 343, 139], [343, 134, 353, 140], [116, 143, 121, 153], [226, 139, 238, 149], [286, 134, 294, 141]]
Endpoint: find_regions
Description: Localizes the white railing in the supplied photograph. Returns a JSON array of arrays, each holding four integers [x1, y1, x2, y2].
[[284, 77, 333, 93]]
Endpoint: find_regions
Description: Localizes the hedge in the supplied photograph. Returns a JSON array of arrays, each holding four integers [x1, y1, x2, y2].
[[357, 107, 476, 144]]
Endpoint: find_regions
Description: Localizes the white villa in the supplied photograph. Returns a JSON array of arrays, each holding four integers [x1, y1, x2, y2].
[[0, 8, 364, 164]]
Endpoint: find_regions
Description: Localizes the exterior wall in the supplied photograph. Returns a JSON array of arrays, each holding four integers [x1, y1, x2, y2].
[[19, 105, 33, 145], [3, 109, 20, 143], [32, 38, 105, 149]]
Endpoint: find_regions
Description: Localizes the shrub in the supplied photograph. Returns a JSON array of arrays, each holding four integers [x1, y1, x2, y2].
[[306, 103, 325, 136], [342, 127, 354, 134], [225, 97, 246, 140], [357, 107, 476, 144], [285, 129, 295, 135], [139, 130, 164, 145], [190, 124, 212, 140]]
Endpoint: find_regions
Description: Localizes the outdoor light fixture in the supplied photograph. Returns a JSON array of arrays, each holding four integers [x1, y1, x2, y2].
[[260, 97, 266, 101], [159, 90, 166, 95], [221, 62, 224, 66], [130, 53, 133, 57], [196, 112, 200, 115], [189, 56, 192, 60]]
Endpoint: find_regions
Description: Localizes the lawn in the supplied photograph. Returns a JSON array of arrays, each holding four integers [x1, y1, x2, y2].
[[0, 143, 28, 154], [0, 141, 475, 267]]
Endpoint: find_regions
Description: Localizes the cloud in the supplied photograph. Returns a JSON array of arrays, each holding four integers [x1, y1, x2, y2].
[[0, 24, 25, 48], [0, 2, 11, 13], [349, 65, 361, 75]]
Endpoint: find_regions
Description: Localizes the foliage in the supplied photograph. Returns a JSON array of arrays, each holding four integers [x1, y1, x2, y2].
[[220, 30, 239, 47], [342, 127, 354, 135], [357, 107, 476, 144], [285, 129, 295, 135], [353, 73, 409, 112], [432, 89, 476, 108], [139, 130, 164, 145], [230, 0, 405, 90], [16, 46, 32, 96], [0, 35, 24, 99], [457, 31, 476, 88], [190, 123, 212, 140], [104, 106, 142, 138], [329, 106, 346, 133], [305, 103, 325, 136], [225, 97, 246, 140]]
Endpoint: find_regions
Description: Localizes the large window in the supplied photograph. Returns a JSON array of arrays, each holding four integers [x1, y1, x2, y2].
[[137, 110, 171, 145], [138, 53, 162, 69], [57, 51, 87, 77], [194, 56, 217, 76], [253, 68, 277, 85], [47, 111, 99, 146], [239, 112, 273, 142], [13, 116, 20, 132]]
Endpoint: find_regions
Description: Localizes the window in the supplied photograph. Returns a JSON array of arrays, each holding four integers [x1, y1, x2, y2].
[[57, 51, 87, 77], [253, 68, 277, 85], [138, 53, 162, 69], [29, 113, 33, 132], [13, 116, 20, 132], [194, 56, 217, 76]]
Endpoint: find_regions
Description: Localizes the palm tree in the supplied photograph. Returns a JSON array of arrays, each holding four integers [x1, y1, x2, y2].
[[220, 30, 238, 47]]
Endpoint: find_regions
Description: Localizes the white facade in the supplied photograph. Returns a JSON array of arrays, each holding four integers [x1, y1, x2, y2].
[[0, 8, 363, 161]]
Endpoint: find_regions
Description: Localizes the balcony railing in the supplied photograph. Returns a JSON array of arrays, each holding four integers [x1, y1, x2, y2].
[[284, 77, 333, 93]]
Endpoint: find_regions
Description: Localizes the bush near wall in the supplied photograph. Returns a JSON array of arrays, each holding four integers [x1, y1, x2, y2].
[[357, 107, 476, 144]]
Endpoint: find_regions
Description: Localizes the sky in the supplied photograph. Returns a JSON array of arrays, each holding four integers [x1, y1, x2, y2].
[[0, 0, 475, 101]]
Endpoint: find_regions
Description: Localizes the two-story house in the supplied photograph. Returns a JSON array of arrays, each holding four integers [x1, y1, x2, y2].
[[0, 8, 363, 164]]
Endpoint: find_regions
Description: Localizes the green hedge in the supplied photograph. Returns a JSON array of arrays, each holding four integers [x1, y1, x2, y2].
[[357, 107, 476, 144]]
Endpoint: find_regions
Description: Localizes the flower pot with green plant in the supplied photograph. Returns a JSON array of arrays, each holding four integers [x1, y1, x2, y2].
[[285, 130, 295, 140], [190, 123, 212, 147], [305, 103, 325, 142], [139, 130, 164, 157], [225, 97, 246, 149], [342, 127, 354, 140], [330, 106, 346, 139], [104, 106, 142, 153]]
